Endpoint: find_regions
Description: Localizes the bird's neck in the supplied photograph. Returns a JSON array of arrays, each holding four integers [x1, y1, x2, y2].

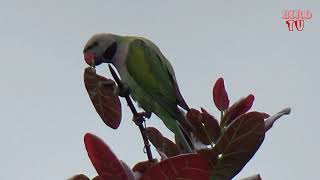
[[112, 42, 128, 76]]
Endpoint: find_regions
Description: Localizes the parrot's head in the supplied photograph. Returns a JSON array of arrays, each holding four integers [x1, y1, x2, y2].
[[83, 33, 117, 67]]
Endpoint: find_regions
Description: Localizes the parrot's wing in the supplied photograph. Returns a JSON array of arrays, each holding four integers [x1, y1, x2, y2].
[[169, 71, 190, 111], [138, 38, 189, 111], [126, 39, 186, 118]]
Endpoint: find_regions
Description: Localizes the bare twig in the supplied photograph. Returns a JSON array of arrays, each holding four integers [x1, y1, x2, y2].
[[108, 65, 153, 161]]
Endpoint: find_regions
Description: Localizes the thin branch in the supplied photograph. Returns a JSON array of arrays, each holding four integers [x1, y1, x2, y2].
[[108, 64, 153, 162]]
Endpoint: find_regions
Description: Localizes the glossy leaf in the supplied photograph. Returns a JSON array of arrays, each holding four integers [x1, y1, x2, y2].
[[146, 127, 180, 157], [221, 94, 255, 126], [132, 160, 157, 174], [67, 174, 90, 180], [140, 154, 210, 180], [197, 148, 219, 169], [213, 78, 229, 111], [201, 108, 221, 143], [260, 112, 270, 119], [186, 108, 221, 145], [84, 67, 122, 129], [145, 127, 163, 149], [186, 109, 209, 145], [212, 112, 265, 179], [84, 133, 128, 180]]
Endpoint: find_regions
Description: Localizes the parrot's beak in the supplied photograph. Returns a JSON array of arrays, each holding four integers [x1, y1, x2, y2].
[[84, 51, 109, 67], [83, 42, 117, 66], [84, 52, 96, 67]]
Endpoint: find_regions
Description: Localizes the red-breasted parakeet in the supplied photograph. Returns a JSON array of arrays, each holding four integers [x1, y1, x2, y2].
[[83, 33, 193, 152]]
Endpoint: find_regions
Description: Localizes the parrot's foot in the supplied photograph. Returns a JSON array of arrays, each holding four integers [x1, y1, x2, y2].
[[138, 111, 152, 119], [132, 112, 151, 125], [116, 83, 131, 97]]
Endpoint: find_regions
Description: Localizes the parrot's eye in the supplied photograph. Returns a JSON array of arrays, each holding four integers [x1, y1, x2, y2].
[[83, 41, 99, 53], [103, 42, 117, 60]]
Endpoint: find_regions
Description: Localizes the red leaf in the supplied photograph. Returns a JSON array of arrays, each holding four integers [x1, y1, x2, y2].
[[84, 133, 128, 180], [146, 127, 180, 157], [146, 127, 164, 148], [186, 108, 221, 145], [92, 176, 100, 180], [260, 112, 270, 119], [197, 148, 219, 169], [84, 67, 122, 129], [67, 174, 90, 180], [132, 160, 157, 174], [201, 108, 221, 143], [221, 94, 255, 126], [213, 78, 230, 111], [140, 154, 210, 180], [212, 112, 265, 179], [186, 109, 209, 145]]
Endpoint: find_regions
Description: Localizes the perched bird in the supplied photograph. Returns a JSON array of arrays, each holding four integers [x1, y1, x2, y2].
[[83, 33, 192, 152]]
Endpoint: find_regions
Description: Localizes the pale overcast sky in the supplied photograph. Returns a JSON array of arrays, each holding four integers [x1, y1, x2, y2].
[[0, 1, 319, 179]]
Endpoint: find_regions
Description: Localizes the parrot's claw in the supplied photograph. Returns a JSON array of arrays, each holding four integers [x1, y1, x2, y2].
[[117, 83, 131, 97], [132, 112, 152, 124], [139, 111, 152, 119], [132, 115, 144, 125]]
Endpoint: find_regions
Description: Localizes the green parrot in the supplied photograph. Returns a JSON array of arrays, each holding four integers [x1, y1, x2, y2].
[[83, 33, 193, 152]]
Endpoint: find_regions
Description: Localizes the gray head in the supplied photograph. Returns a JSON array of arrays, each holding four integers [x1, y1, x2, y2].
[[83, 33, 118, 66]]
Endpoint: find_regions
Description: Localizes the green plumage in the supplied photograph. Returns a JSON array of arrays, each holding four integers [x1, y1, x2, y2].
[[123, 38, 180, 133], [84, 33, 192, 152], [113, 36, 188, 135]]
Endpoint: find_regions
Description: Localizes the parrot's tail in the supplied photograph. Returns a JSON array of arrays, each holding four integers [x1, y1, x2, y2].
[[175, 109, 195, 153], [177, 123, 195, 152], [176, 109, 194, 133]]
